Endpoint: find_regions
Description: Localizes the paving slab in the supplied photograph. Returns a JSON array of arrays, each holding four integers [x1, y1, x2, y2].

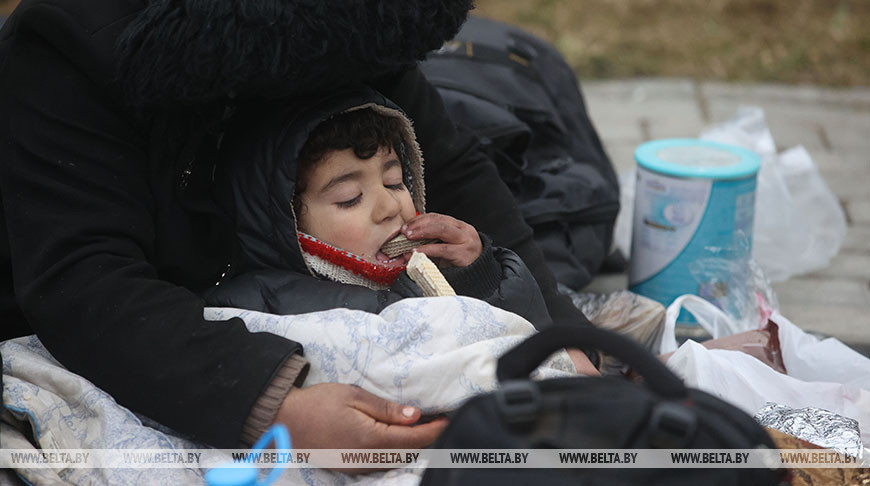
[[699, 81, 870, 111], [704, 102, 867, 152], [599, 143, 641, 174], [775, 305, 870, 345], [846, 200, 870, 225], [816, 168, 870, 200], [806, 252, 870, 281], [585, 80, 705, 143], [807, 151, 870, 173], [700, 82, 870, 153], [772, 277, 870, 308], [584, 78, 700, 101], [843, 226, 870, 254]]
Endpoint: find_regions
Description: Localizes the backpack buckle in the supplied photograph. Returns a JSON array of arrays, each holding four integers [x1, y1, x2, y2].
[[648, 401, 698, 448], [495, 380, 541, 424]]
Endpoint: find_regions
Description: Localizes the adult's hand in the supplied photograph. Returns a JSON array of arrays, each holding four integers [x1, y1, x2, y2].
[[566, 348, 601, 377], [275, 383, 448, 473]]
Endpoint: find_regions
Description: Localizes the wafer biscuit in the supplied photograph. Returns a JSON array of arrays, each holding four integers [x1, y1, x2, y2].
[[380, 234, 438, 258], [407, 251, 455, 297]]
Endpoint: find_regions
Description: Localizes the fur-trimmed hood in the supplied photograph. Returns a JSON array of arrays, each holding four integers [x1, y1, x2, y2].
[[116, 0, 472, 109], [214, 88, 424, 276]]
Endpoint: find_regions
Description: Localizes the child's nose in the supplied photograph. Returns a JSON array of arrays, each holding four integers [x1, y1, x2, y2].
[[373, 187, 402, 223]]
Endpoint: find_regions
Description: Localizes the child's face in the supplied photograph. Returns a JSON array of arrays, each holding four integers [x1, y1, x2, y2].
[[296, 146, 416, 266]]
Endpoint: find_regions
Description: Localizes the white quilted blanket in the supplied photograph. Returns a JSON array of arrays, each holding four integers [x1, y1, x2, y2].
[[1, 296, 574, 485]]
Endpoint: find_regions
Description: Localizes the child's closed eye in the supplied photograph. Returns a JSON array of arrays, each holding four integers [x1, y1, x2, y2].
[[385, 183, 406, 191], [336, 194, 362, 208]]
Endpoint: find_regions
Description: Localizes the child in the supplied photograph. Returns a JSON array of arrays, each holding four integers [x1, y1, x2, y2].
[[207, 88, 552, 327]]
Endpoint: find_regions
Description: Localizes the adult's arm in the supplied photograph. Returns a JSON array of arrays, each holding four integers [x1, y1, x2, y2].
[[0, 16, 301, 447]]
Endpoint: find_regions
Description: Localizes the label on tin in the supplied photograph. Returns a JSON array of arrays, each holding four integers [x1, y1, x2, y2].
[[629, 168, 712, 284], [629, 165, 757, 321]]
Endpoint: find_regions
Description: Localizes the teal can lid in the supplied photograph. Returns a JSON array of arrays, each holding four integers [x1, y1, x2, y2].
[[635, 138, 761, 179]]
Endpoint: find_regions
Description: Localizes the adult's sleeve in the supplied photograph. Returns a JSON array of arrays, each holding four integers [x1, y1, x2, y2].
[[0, 26, 299, 447], [373, 67, 600, 339]]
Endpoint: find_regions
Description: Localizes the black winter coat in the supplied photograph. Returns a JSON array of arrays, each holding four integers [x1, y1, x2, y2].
[[0, 0, 593, 448], [204, 89, 553, 327]]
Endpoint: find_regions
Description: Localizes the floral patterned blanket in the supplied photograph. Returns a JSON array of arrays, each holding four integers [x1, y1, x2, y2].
[[1, 296, 574, 485]]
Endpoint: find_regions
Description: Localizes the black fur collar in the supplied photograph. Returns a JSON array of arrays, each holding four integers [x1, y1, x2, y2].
[[116, 0, 472, 109]]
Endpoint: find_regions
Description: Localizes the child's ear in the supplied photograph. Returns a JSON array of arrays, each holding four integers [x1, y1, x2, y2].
[[293, 195, 308, 228]]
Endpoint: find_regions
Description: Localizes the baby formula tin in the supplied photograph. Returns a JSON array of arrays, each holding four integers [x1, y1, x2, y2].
[[629, 139, 761, 325]]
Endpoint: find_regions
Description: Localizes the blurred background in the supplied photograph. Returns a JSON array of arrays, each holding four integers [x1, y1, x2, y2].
[[3, 0, 868, 85], [0, 0, 13, 22], [474, 0, 870, 86]]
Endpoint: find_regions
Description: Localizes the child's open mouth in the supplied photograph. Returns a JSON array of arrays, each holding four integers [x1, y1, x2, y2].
[[375, 251, 410, 268]]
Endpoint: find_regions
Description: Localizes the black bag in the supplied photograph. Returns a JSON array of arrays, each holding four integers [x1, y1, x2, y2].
[[420, 326, 784, 485], [420, 16, 621, 289]]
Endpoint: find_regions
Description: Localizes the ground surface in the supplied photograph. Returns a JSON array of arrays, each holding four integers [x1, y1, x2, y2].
[[580, 78, 870, 352]]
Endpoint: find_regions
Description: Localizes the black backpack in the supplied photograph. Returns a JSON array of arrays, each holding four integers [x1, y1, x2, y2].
[[420, 326, 784, 485], [420, 16, 621, 289]]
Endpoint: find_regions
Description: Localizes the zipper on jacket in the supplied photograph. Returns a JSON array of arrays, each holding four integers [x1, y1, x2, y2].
[[214, 262, 232, 286], [179, 155, 195, 189]]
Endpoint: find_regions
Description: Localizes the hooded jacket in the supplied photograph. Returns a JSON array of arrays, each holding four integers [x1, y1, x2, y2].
[[205, 88, 552, 326], [0, 0, 596, 448]]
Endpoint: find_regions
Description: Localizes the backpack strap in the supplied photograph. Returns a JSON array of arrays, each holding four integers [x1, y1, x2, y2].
[[497, 325, 688, 400], [432, 40, 535, 72]]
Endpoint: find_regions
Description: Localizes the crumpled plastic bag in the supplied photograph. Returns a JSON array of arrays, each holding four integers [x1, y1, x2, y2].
[[613, 107, 847, 283], [700, 107, 847, 282], [687, 234, 779, 333], [666, 311, 870, 448], [561, 287, 665, 375]]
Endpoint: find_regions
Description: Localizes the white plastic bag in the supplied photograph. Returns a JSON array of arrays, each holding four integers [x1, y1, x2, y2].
[[612, 169, 635, 258], [773, 311, 870, 390], [700, 107, 847, 282], [659, 294, 744, 354], [666, 311, 870, 447]]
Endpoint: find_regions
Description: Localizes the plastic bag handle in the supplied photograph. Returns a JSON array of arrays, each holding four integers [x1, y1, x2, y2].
[[497, 325, 688, 399], [660, 294, 740, 354]]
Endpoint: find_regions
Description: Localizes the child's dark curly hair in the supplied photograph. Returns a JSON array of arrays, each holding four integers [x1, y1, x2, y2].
[[295, 108, 405, 200]]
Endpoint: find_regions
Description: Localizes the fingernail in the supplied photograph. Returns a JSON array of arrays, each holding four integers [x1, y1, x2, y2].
[[402, 224, 407, 231], [402, 406, 415, 418], [405, 230, 413, 237]]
